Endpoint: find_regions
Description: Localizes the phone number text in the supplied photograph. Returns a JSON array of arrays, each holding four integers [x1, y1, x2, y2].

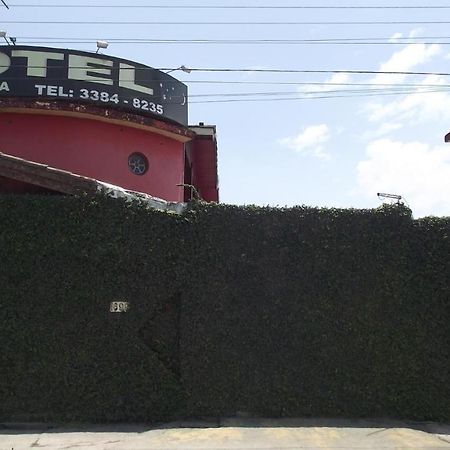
[[34, 84, 164, 115]]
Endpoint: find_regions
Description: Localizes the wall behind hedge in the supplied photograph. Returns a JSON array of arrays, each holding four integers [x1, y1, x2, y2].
[[0, 196, 449, 423]]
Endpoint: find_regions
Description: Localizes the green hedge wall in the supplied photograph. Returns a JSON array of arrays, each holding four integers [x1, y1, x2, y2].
[[1, 195, 449, 423], [181, 204, 450, 421], [0, 196, 187, 422]]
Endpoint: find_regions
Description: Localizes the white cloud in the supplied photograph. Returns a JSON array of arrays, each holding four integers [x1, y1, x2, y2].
[[389, 28, 424, 43], [361, 123, 403, 140], [297, 73, 351, 95], [357, 139, 450, 217], [371, 42, 441, 86], [366, 74, 450, 123], [389, 32, 403, 43], [408, 28, 424, 39], [375, 122, 403, 135], [328, 73, 351, 85], [362, 28, 448, 125], [360, 40, 444, 130], [280, 124, 331, 159]]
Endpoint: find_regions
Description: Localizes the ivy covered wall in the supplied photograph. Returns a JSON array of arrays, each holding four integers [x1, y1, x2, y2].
[[0, 196, 448, 422]]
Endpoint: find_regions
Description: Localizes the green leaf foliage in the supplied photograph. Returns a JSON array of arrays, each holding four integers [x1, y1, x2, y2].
[[0, 196, 449, 422]]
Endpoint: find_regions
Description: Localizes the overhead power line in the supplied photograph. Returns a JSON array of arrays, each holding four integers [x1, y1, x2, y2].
[[0, 69, 448, 94], [183, 81, 450, 88], [6, 20, 450, 26], [3, 65, 450, 78], [2, 74, 450, 92], [15, 37, 450, 46], [189, 87, 449, 98], [163, 68, 450, 77], [7, 3, 450, 8], [190, 88, 448, 104], [1, 71, 449, 90], [16, 35, 450, 42]]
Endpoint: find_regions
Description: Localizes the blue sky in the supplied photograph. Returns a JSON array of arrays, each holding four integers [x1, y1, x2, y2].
[[2, 0, 450, 217]]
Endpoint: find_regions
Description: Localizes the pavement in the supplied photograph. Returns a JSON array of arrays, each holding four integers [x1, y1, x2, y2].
[[1, 418, 450, 450]]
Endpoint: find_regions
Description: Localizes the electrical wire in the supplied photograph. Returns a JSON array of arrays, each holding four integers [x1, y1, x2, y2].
[[16, 36, 450, 43], [3, 65, 450, 78], [182, 81, 450, 88], [135, 86, 450, 103], [0, 71, 449, 94], [189, 88, 448, 104], [163, 68, 450, 77], [7, 3, 450, 9], [2, 71, 450, 90], [14, 38, 450, 46], [188, 88, 450, 98], [5, 20, 450, 26], [129, 86, 449, 101]]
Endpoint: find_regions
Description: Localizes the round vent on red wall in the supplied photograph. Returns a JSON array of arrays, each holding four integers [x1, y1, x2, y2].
[[128, 153, 149, 176]]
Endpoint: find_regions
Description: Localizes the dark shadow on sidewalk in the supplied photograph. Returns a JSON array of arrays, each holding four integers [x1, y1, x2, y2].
[[1, 417, 449, 436]]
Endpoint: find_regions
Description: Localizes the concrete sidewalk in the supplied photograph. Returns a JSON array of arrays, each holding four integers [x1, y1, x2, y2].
[[1, 418, 450, 450]]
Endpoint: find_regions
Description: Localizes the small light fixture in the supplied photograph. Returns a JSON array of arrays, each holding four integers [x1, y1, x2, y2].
[[96, 40, 109, 53]]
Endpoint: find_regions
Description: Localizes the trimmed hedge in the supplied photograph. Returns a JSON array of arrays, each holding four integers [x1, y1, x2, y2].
[[0, 195, 449, 422], [0, 196, 186, 422], [181, 204, 450, 421]]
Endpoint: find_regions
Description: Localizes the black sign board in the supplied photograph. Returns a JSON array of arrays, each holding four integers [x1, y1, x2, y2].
[[0, 45, 188, 125]]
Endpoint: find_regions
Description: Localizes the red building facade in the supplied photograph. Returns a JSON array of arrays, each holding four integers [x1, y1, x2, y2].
[[0, 46, 219, 202]]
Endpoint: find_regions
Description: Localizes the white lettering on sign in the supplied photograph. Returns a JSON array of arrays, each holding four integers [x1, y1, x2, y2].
[[110, 301, 130, 313], [1, 49, 157, 95], [11, 50, 64, 77], [35, 84, 46, 95], [35, 84, 71, 97], [32, 83, 164, 114], [0, 47, 187, 123], [119, 63, 153, 96], [58, 86, 69, 97], [0, 52, 11, 75], [68, 54, 114, 86], [47, 85, 58, 96]]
